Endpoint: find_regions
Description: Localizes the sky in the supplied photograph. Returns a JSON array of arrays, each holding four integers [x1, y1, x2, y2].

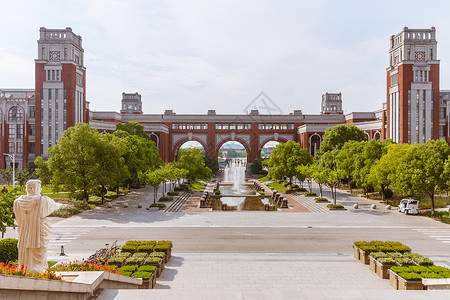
[[1, 0, 450, 115]]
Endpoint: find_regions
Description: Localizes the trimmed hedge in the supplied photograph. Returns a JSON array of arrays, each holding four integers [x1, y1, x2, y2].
[[121, 244, 138, 252], [125, 252, 148, 265], [144, 256, 162, 265], [150, 203, 166, 209], [304, 192, 317, 197], [398, 272, 421, 280], [132, 271, 153, 280], [119, 265, 138, 273], [136, 244, 154, 253], [141, 240, 157, 246], [107, 252, 131, 265], [167, 191, 179, 196], [0, 238, 18, 263], [377, 257, 396, 265], [327, 204, 345, 210], [149, 252, 165, 258], [138, 265, 157, 272], [391, 266, 412, 273], [159, 196, 174, 202]]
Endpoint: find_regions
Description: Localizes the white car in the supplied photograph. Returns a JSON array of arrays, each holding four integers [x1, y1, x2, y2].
[[398, 198, 419, 215]]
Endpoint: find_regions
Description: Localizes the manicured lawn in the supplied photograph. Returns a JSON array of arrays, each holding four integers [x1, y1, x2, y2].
[[190, 182, 205, 192], [267, 182, 287, 191], [258, 176, 270, 182]]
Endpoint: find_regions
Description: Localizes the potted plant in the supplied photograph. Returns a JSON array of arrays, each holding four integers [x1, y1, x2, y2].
[[375, 257, 396, 279], [389, 266, 423, 290]]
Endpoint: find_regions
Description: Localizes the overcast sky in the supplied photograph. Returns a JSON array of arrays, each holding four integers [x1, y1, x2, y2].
[[1, 0, 449, 115]]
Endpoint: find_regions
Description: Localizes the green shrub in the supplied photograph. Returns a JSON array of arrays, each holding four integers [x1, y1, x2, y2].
[[167, 191, 179, 196], [125, 252, 148, 265], [48, 261, 57, 268], [258, 191, 265, 195], [153, 244, 171, 253], [429, 266, 450, 273], [354, 241, 370, 248], [107, 252, 131, 265], [377, 257, 396, 265], [125, 240, 142, 246], [150, 203, 166, 209], [0, 238, 18, 263], [398, 272, 421, 280], [395, 257, 415, 266], [314, 198, 329, 202], [298, 187, 307, 192], [304, 192, 317, 197], [412, 256, 433, 266], [121, 244, 138, 252], [157, 240, 173, 247], [119, 265, 138, 273], [121, 271, 132, 277], [371, 252, 389, 259], [149, 252, 165, 258], [141, 240, 157, 246], [214, 190, 221, 195], [138, 265, 157, 273], [137, 244, 154, 253], [388, 252, 403, 258], [49, 206, 81, 218], [132, 271, 153, 280], [420, 272, 442, 278], [391, 245, 411, 253], [409, 266, 431, 273], [159, 196, 174, 202], [439, 272, 450, 278], [391, 266, 412, 273], [144, 256, 162, 265], [327, 204, 345, 210], [383, 188, 394, 199]]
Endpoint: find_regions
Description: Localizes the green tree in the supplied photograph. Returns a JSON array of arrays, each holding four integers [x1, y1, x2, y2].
[[310, 163, 329, 198], [139, 168, 165, 204], [115, 122, 151, 140], [397, 140, 450, 214], [46, 123, 104, 205], [96, 134, 130, 203], [266, 141, 312, 183], [315, 149, 340, 203], [0, 167, 13, 186], [296, 164, 312, 191], [336, 140, 365, 193], [0, 189, 16, 238], [16, 169, 31, 188], [34, 156, 52, 185], [177, 148, 212, 183], [113, 130, 162, 188], [319, 124, 366, 154], [204, 156, 219, 175], [250, 157, 265, 175], [368, 143, 409, 204]]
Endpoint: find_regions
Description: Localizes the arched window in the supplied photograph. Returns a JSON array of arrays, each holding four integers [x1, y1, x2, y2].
[[365, 132, 370, 142], [373, 131, 381, 141], [8, 106, 24, 122], [310, 134, 322, 156]]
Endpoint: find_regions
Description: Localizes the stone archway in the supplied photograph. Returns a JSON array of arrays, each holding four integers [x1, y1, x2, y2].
[[172, 137, 208, 161], [215, 137, 251, 162], [258, 137, 288, 158]]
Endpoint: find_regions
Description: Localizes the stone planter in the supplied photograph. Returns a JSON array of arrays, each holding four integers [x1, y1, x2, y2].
[[146, 259, 163, 277], [369, 256, 377, 273], [353, 245, 360, 260], [389, 269, 424, 290], [375, 260, 395, 279], [138, 272, 156, 289], [359, 249, 370, 265]]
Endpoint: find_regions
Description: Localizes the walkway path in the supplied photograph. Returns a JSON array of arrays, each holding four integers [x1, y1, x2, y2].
[[99, 253, 450, 300]]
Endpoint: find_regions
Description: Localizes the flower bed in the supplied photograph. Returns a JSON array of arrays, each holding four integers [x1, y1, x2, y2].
[[0, 263, 61, 280], [49, 261, 120, 274]]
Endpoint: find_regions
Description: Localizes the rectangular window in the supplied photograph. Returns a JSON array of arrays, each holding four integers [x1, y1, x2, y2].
[[16, 124, 23, 139], [440, 107, 445, 119], [17, 142, 23, 154], [230, 124, 236, 130], [258, 124, 263, 130], [266, 124, 272, 130], [222, 124, 229, 130], [55, 89, 58, 100], [30, 106, 35, 117], [194, 124, 201, 130], [245, 124, 251, 130], [29, 142, 35, 153], [215, 124, 221, 130], [30, 124, 35, 136], [52, 70, 55, 81], [56, 70, 60, 81], [187, 124, 194, 129], [8, 142, 15, 153], [274, 124, 280, 130], [288, 124, 294, 130], [281, 124, 287, 130], [48, 89, 52, 100], [179, 124, 186, 129], [172, 124, 178, 129], [237, 124, 243, 130], [8, 125, 15, 139], [202, 124, 208, 129], [64, 89, 67, 99]]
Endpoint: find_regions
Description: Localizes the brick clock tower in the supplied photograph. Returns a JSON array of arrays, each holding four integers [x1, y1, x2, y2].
[[35, 27, 87, 157], [387, 27, 439, 144]]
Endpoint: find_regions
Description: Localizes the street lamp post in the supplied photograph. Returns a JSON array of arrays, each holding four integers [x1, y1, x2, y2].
[[3, 153, 15, 188]]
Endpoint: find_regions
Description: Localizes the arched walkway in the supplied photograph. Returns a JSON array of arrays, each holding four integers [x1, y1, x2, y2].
[[172, 138, 208, 160]]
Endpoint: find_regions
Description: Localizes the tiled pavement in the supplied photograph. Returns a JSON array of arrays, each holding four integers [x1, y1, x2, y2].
[[99, 253, 450, 300]]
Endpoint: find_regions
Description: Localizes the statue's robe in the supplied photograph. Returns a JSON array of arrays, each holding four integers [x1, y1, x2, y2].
[[13, 195, 62, 272]]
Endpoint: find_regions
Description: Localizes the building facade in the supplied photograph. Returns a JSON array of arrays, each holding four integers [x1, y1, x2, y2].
[[386, 27, 440, 144], [1, 26, 449, 169], [35, 27, 87, 158]]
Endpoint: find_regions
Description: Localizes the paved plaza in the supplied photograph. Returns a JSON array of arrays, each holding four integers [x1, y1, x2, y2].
[[4, 182, 450, 299]]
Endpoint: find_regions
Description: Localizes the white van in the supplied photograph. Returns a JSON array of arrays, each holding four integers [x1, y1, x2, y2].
[[398, 198, 419, 215]]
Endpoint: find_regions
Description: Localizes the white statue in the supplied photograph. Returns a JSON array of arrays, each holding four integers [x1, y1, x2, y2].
[[13, 180, 62, 272]]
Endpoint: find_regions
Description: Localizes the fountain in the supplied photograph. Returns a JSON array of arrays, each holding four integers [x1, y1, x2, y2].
[[224, 158, 246, 193]]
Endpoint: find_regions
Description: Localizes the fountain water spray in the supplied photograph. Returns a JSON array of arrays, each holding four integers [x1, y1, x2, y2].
[[224, 158, 246, 193]]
